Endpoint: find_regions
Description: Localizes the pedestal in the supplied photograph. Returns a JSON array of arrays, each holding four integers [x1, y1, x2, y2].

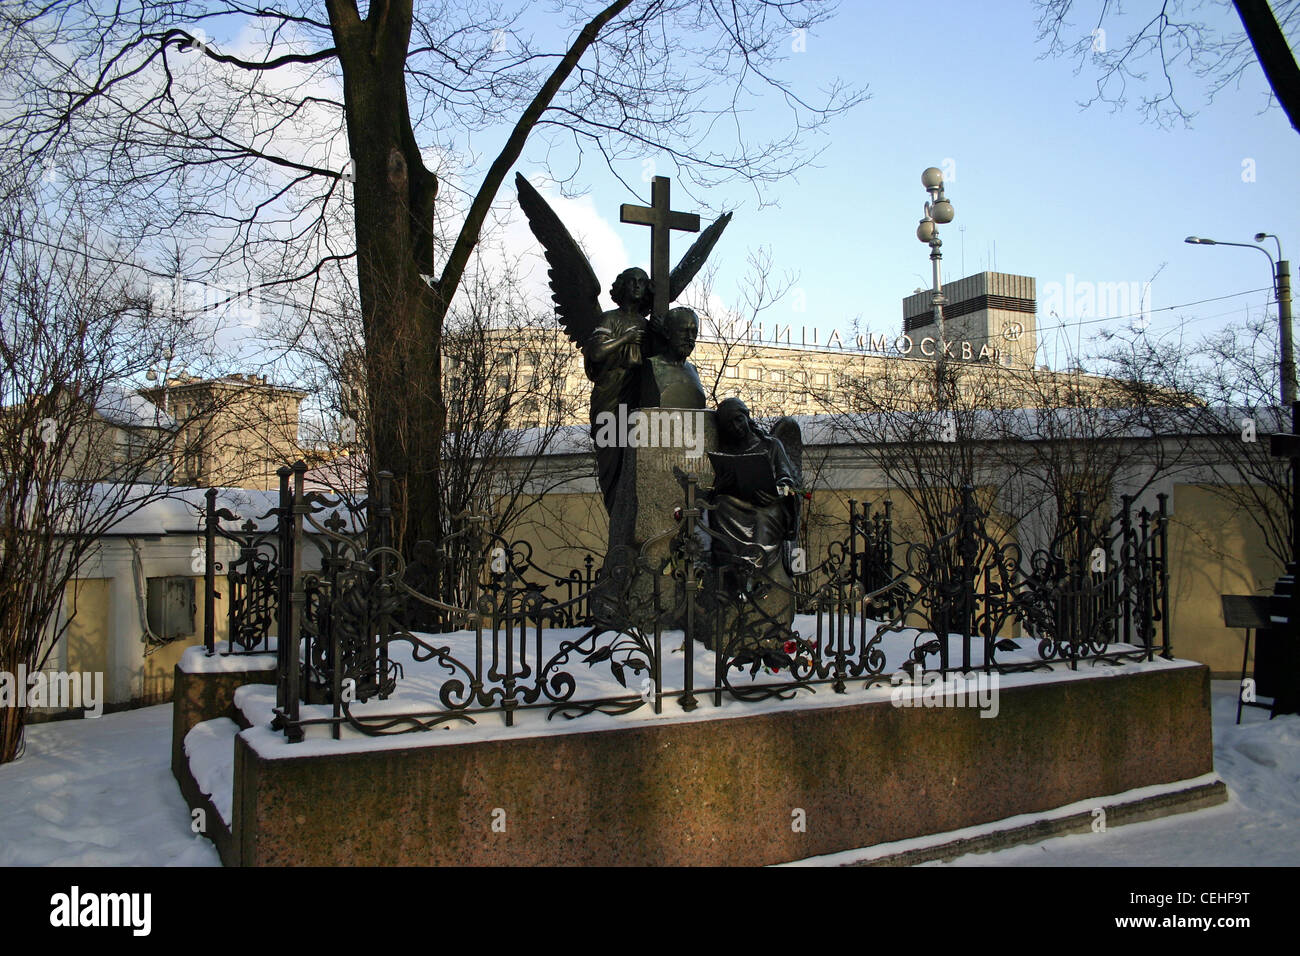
[[593, 408, 715, 628]]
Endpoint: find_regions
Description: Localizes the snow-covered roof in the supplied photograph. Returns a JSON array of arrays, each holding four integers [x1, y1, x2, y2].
[[75, 482, 370, 536], [486, 405, 1274, 459], [94, 386, 174, 429], [69, 484, 280, 536]]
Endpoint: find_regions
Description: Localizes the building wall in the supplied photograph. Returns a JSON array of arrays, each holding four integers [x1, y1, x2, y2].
[[35, 537, 236, 718], [902, 271, 1039, 368], [495, 445, 1274, 676], [1168, 483, 1285, 677], [147, 377, 305, 490], [462, 329, 1133, 430]]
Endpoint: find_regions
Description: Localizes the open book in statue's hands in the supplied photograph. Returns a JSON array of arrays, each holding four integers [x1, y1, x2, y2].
[[707, 450, 777, 501]]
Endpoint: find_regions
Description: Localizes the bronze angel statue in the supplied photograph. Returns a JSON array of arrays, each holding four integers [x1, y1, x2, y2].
[[515, 173, 731, 513]]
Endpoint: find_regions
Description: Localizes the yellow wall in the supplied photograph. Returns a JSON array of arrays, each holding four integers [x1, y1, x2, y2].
[[61, 572, 231, 711], [64, 578, 110, 676], [1169, 484, 1284, 676], [52, 481, 1273, 710], [505, 480, 1280, 667], [508, 492, 607, 571]]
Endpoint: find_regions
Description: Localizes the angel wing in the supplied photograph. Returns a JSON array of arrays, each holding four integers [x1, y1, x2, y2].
[[515, 173, 603, 345], [669, 211, 733, 301], [770, 416, 804, 486]]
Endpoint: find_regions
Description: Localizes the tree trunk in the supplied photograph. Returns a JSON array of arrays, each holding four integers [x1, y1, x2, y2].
[[329, 0, 445, 551], [1234, 0, 1300, 134], [0, 645, 25, 763]]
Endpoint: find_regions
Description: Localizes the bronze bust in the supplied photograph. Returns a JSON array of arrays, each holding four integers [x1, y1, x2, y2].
[[644, 306, 706, 409]]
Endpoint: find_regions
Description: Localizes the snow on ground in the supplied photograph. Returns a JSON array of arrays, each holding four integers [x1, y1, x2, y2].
[[0, 680, 1294, 867], [0, 706, 220, 866], [931, 681, 1300, 867]]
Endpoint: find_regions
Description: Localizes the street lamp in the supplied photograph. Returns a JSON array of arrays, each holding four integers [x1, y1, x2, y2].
[[1184, 235, 1295, 404], [917, 167, 955, 348], [145, 348, 176, 486], [1187, 232, 1299, 575], [144, 349, 175, 414]]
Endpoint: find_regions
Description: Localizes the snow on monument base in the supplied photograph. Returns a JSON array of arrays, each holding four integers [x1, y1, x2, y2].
[[187, 663, 1216, 867]]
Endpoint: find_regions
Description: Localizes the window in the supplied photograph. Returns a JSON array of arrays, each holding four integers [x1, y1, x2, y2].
[[768, 369, 784, 383], [146, 577, 196, 642], [184, 441, 204, 483], [813, 372, 830, 387], [746, 367, 762, 381], [724, 366, 739, 379]]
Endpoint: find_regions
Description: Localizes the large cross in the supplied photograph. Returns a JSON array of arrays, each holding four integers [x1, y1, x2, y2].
[[620, 176, 700, 319]]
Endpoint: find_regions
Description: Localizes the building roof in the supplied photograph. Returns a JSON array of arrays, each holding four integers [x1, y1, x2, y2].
[[487, 405, 1284, 459], [93, 386, 174, 429], [153, 373, 309, 397]]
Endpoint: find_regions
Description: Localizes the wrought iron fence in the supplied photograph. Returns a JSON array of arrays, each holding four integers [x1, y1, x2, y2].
[[201, 480, 283, 656], [200, 462, 1171, 743]]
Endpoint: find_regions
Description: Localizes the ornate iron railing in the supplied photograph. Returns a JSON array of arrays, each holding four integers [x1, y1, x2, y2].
[[201, 477, 288, 656], [200, 462, 1171, 742]]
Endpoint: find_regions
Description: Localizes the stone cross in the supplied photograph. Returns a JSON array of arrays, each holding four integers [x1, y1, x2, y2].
[[620, 176, 700, 319]]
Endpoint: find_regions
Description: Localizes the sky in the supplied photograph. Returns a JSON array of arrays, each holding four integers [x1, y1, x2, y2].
[[494, 1, 1300, 371], [32, 1, 1295, 380]]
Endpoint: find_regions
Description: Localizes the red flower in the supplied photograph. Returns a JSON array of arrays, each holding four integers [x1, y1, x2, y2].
[[803, 491, 812, 500], [783, 640, 798, 655], [771, 666, 781, 673]]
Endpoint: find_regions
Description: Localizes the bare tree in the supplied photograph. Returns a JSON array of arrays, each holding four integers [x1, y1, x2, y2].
[[1095, 318, 1293, 567], [434, 260, 590, 607], [822, 342, 1195, 561], [273, 245, 593, 604], [981, 362, 1192, 562], [827, 357, 1002, 548], [0, 0, 866, 554], [1034, 0, 1300, 131], [680, 249, 800, 414], [0, 195, 210, 763]]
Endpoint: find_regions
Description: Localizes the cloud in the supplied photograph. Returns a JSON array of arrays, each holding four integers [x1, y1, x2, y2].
[[495, 177, 635, 313]]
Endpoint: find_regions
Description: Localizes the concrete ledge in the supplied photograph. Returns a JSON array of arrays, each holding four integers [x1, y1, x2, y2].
[[170, 657, 275, 784], [225, 663, 1214, 867], [842, 778, 1228, 866], [171, 653, 276, 868], [174, 731, 239, 867]]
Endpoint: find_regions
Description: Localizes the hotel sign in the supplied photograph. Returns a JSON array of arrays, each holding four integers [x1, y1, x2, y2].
[[722, 323, 1008, 361]]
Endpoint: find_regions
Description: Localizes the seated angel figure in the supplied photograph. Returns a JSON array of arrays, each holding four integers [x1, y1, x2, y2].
[[706, 398, 802, 578]]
